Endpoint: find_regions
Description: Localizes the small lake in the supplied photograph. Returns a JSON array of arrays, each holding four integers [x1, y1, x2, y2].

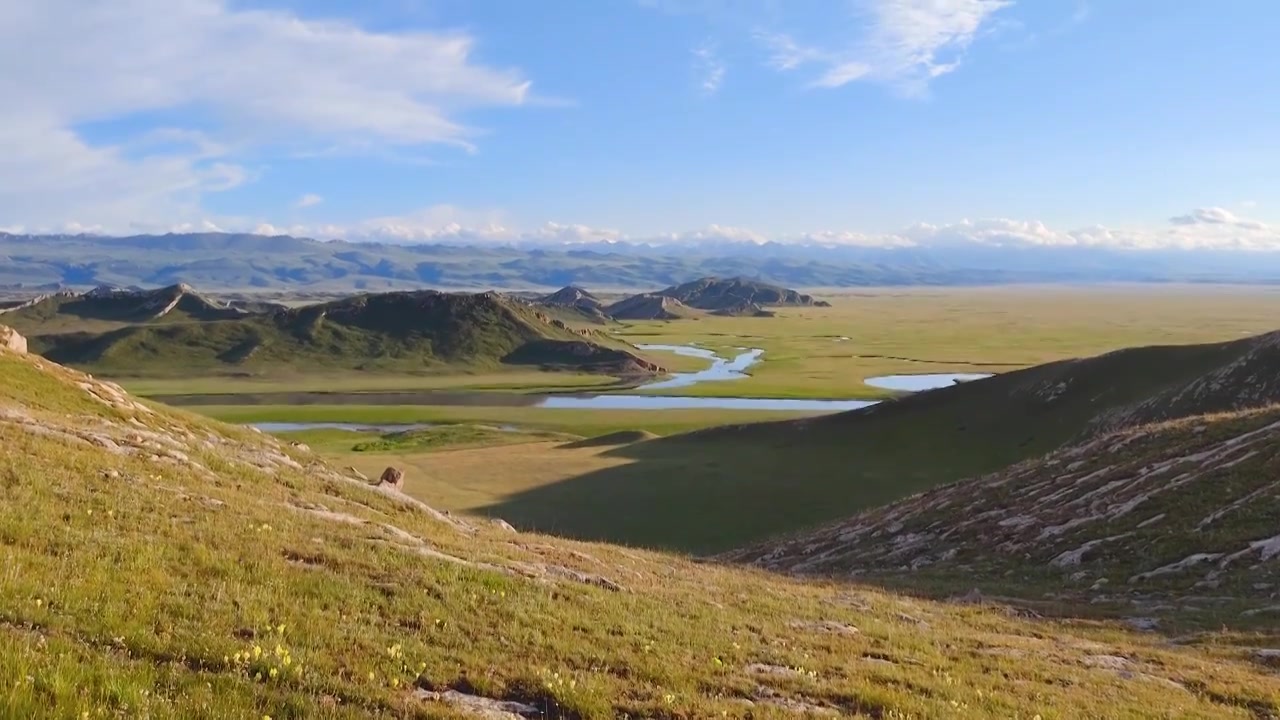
[[863, 373, 993, 392], [529, 346, 990, 412], [252, 422, 523, 434], [253, 422, 429, 433]]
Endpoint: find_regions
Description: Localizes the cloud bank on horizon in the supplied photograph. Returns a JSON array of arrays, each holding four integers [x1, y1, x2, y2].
[[0, 0, 1275, 251]]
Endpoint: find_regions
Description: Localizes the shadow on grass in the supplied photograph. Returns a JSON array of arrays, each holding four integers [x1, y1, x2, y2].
[[476, 338, 1248, 555], [473, 386, 1058, 555]]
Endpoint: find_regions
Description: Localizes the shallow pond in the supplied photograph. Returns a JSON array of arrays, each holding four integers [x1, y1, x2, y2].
[[863, 373, 992, 392]]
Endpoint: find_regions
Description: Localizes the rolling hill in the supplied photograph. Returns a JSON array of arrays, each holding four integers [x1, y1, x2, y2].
[[656, 277, 832, 310], [2, 330, 1278, 717], [477, 327, 1280, 554], [603, 293, 701, 320], [540, 285, 604, 311], [31, 290, 663, 378]]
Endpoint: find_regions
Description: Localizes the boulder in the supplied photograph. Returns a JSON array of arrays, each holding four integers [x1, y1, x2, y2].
[[378, 466, 405, 490], [0, 325, 27, 355]]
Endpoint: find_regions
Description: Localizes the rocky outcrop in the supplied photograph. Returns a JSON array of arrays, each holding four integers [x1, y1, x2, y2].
[[379, 466, 405, 490], [724, 405, 1280, 616], [0, 325, 27, 354]]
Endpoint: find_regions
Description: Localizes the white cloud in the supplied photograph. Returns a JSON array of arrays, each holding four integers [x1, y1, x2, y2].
[[692, 42, 727, 94], [0, 0, 533, 231], [1168, 207, 1268, 231], [756, 0, 1011, 93], [295, 194, 324, 209], [29, 204, 1280, 254]]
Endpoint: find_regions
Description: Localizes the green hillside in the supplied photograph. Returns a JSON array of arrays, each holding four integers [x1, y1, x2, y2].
[[2, 334, 1279, 718], [30, 290, 662, 378]]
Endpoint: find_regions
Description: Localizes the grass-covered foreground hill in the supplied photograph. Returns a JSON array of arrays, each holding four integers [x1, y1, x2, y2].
[[3, 334, 1280, 718], [29, 290, 662, 379]]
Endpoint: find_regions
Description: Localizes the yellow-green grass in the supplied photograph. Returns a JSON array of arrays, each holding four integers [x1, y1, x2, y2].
[[197, 404, 816, 438], [4, 349, 1280, 719], [612, 285, 1280, 399]]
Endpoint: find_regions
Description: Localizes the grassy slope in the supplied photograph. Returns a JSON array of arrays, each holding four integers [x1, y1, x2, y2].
[[3, 350, 1280, 718]]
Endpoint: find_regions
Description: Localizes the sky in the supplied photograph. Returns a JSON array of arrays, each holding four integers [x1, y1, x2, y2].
[[1, 0, 1277, 250]]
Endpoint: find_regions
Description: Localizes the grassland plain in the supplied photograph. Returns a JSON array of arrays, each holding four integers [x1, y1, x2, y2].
[[199, 404, 812, 439], [611, 285, 1280, 399], [3, 342, 1280, 718]]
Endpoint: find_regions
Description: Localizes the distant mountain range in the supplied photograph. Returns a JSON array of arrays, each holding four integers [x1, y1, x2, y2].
[[5, 231, 1280, 292]]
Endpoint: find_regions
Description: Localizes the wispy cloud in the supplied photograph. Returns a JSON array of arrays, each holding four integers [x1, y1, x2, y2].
[[692, 42, 727, 94], [755, 0, 1012, 94], [295, 193, 324, 209]]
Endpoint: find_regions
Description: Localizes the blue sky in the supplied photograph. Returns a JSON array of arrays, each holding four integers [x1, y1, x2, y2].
[[1, 0, 1277, 249]]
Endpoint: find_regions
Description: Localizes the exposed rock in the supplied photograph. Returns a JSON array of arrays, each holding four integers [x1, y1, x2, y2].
[[491, 518, 518, 533], [0, 325, 27, 355], [787, 620, 860, 636], [1254, 649, 1280, 668], [413, 688, 540, 719], [346, 466, 369, 482], [379, 466, 405, 490], [1125, 617, 1160, 631]]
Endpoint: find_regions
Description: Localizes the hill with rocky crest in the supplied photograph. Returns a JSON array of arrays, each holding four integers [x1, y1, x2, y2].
[[657, 277, 831, 310], [2, 327, 1279, 718], [32, 290, 663, 377], [603, 293, 701, 320], [0, 283, 249, 336]]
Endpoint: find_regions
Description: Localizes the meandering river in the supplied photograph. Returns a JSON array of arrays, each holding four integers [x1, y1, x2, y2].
[[242, 344, 992, 432], [531, 344, 988, 411]]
